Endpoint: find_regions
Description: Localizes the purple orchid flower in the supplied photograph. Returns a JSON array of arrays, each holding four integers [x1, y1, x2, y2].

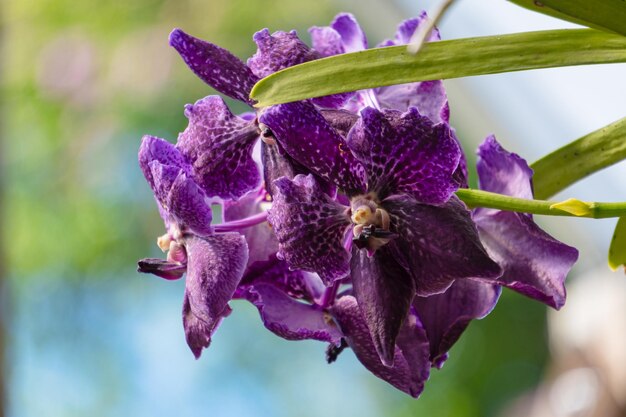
[[474, 136, 579, 309], [168, 25, 352, 201], [261, 103, 502, 366], [137, 135, 252, 358]]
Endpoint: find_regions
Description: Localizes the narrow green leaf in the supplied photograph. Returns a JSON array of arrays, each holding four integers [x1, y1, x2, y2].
[[531, 117, 626, 200], [508, 0, 626, 37], [250, 29, 626, 107], [608, 217, 626, 271]]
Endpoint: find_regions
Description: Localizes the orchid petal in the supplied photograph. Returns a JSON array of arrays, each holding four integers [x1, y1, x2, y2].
[[385, 194, 502, 296], [351, 245, 415, 366], [169, 29, 258, 105], [347, 107, 460, 203], [177, 96, 260, 200], [245, 283, 342, 343], [247, 29, 319, 79], [260, 101, 367, 195], [331, 296, 430, 398], [413, 280, 501, 368], [184, 233, 248, 325], [269, 175, 352, 285]]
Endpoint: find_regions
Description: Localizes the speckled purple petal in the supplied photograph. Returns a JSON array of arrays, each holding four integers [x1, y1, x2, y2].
[[385, 194, 502, 296], [245, 283, 342, 343], [269, 175, 352, 285], [413, 279, 501, 368], [148, 161, 182, 211], [182, 293, 231, 359], [476, 135, 534, 212], [167, 170, 213, 237], [177, 95, 260, 200], [476, 211, 578, 309], [235, 255, 324, 302], [260, 101, 366, 195], [247, 29, 319, 79], [139, 135, 188, 193], [137, 258, 186, 280], [331, 295, 431, 398], [184, 233, 248, 329], [375, 81, 448, 124], [169, 29, 258, 105], [347, 107, 459, 203], [351, 245, 415, 366]]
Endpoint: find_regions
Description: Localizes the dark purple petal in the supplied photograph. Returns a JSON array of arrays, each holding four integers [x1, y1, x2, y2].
[[347, 107, 460, 203], [182, 293, 231, 359], [139, 135, 187, 196], [235, 254, 324, 302], [137, 258, 186, 280], [245, 283, 342, 343], [166, 171, 214, 237], [269, 175, 352, 285], [413, 280, 501, 368], [375, 80, 448, 124], [351, 245, 415, 366], [331, 295, 431, 398], [260, 101, 367, 195], [247, 29, 319, 79], [177, 96, 261, 199], [169, 29, 258, 105], [476, 135, 534, 204], [184, 233, 248, 326], [385, 194, 502, 296], [476, 211, 578, 309]]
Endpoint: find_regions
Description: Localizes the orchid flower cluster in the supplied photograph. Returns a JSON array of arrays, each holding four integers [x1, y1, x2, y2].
[[137, 13, 578, 397]]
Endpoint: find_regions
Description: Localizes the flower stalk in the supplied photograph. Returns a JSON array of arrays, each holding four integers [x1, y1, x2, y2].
[[456, 188, 626, 219]]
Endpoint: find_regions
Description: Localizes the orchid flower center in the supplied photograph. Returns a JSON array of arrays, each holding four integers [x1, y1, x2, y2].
[[157, 232, 188, 264], [350, 195, 395, 254]]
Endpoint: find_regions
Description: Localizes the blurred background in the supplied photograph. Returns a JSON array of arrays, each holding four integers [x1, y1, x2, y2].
[[1, 0, 625, 416]]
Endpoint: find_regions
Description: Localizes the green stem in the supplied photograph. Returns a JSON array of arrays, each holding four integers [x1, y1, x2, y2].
[[455, 188, 626, 219]]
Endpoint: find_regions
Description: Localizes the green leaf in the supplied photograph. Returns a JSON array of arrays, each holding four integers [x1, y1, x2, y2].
[[608, 217, 626, 271], [250, 29, 626, 107], [531, 117, 626, 200], [508, 0, 626, 37]]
